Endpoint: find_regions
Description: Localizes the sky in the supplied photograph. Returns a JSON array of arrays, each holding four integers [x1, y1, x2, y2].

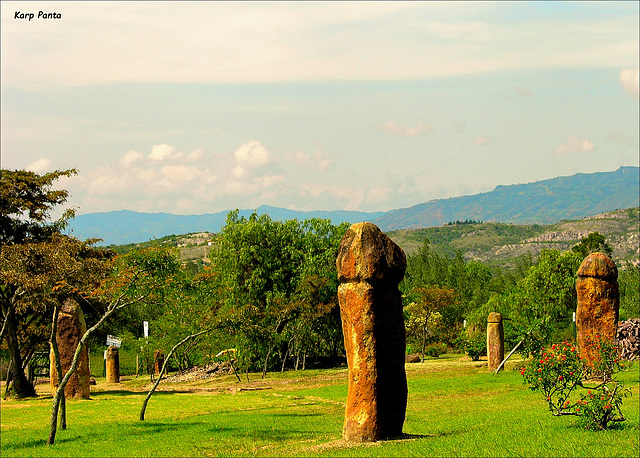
[[1, 1, 638, 216]]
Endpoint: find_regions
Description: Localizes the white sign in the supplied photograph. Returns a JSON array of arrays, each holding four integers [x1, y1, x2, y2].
[[143, 321, 149, 338], [106, 335, 121, 348], [573, 312, 576, 322]]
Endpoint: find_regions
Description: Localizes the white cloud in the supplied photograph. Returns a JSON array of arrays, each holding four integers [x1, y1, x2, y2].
[[6, 2, 635, 89], [232, 166, 246, 179], [366, 187, 391, 204], [619, 68, 639, 98], [376, 121, 434, 138], [233, 141, 271, 168], [186, 148, 205, 162], [257, 175, 286, 188], [149, 144, 182, 161], [288, 150, 332, 171], [120, 150, 143, 167], [26, 158, 53, 173], [555, 137, 595, 155], [160, 165, 202, 183]]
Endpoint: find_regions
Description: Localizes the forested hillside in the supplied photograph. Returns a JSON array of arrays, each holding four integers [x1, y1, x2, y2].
[[388, 207, 639, 268], [119, 206, 639, 272]]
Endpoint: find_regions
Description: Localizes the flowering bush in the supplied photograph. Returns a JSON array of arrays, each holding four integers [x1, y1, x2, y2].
[[521, 337, 631, 430], [424, 342, 448, 358], [583, 334, 626, 382], [521, 341, 583, 414]]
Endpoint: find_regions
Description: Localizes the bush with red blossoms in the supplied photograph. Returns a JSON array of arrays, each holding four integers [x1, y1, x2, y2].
[[520, 337, 631, 430]]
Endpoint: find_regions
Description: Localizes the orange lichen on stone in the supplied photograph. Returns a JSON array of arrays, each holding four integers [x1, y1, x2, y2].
[[487, 312, 504, 372], [50, 298, 91, 399], [106, 346, 120, 383], [575, 253, 619, 367], [337, 222, 407, 442]]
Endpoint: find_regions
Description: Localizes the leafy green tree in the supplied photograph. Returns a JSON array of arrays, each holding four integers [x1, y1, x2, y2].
[[475, 249, 583, 356], [0, 168, 86, 398], [48, 246, 182, 445], [402, 240, 500, 347], [211, 211, 348, 373], [0, 169, 77, 245], [405, 286, 458, 360], [618, 263, 640, 320], [571, 232, 613, 258], [150, 266, 226, 371]]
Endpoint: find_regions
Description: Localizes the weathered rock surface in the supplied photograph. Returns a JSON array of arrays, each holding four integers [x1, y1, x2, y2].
[[106, 346, 120, 383], [576, 252, 619, 367], [50, 298, 91, 399], [487, 312, 504, 372], [337, 222, 407, 442], [617, 319, 640, 361], [154, 350, 165, 375]]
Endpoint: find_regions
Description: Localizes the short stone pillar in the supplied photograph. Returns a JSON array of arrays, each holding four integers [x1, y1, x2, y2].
[[105, 346, 120, 383], [576, 252, 619, 367], [154, 350, 165, 375], [487, 312, 504, 372], [50, 298, 91, 399], [336, 222, 407, 442]]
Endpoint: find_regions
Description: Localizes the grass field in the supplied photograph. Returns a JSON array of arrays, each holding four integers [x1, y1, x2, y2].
[[1, 355, 638, 457]]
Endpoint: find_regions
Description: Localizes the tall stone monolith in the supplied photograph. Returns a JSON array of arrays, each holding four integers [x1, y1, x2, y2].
[[487, 312, 504, 372], [50, 298, 91, 399], [576, 252, 619, 367], [154, 350, 164, 375], [336, 222, 407, 442], [106, 346, 120, 383]]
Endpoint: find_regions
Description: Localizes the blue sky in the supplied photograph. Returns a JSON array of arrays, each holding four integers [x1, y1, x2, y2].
[[1, 1, 638, 215]]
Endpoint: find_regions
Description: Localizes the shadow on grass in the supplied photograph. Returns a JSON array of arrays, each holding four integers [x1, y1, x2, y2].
[[90, 389, 178, 398]]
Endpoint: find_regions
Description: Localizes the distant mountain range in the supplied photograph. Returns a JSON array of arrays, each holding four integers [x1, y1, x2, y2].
[[375, 166, 639, 230], [67, 166, 639, 246], [67, 206, 386, 246]]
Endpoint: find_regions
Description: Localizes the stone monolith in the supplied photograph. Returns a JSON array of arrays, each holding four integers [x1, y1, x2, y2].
[[154, 350, 165, 375], [576, 252, 619, 367], [336, 222, 407, 442], [487, 312, 504, 372], [50, 298, 91, 399], [106, 346, 120, 383]]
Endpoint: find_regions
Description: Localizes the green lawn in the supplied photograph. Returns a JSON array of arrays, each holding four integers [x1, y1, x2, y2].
[[1, 355, 638, 457]]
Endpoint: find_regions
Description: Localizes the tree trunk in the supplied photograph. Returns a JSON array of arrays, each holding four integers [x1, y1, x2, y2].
[[140, 329, 211, 421], [262, 347, 273, 379], [49, 305, 66, 429], [3, 308, 36, 398], [48, 302, 121, 445], [3, 360, 13, 399]]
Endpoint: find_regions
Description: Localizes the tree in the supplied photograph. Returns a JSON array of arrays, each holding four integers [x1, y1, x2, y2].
[[571, 232, 613, 258], [211, 211, 348, 374], [0, 168, 79, 398], [401, 241, 499, 347], [405, 286, 458, 360], [47, 246, 182, 445], [476, 249, 583, 356], [618, 263, 640, 320]]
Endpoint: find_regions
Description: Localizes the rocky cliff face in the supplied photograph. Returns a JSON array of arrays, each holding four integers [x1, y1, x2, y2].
[[464, 207, 639, 266]]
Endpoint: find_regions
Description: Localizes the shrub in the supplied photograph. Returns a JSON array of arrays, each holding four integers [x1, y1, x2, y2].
[[424, 342, 448, 358], [521, 337, 631, 430]]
